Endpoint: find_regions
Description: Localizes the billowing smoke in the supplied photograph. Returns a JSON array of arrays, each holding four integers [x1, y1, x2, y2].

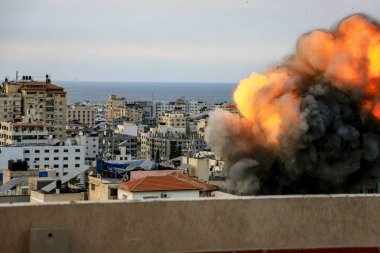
[[205, 14, 380, 195]]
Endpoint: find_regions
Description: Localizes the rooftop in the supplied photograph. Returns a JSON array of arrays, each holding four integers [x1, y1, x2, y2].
[[117, 173, 216, 192]]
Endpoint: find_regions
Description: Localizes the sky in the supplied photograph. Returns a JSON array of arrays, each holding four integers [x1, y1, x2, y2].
[[0, 0, 380, 82]]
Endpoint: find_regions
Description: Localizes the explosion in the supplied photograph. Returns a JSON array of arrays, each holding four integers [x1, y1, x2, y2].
[[205, 14, 380, 195]]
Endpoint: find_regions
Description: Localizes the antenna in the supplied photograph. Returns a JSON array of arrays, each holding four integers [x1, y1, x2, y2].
[[16, 70, 19, 81]]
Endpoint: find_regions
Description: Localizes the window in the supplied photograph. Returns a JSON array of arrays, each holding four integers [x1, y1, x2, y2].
[[54, 164, 59, 168], [35, 150, 40, 153], [63, 157, 68, 160], [110, 188, 117, 196], [24, 150, 30, 154], [44, 150, 49, 153], [75, 164, 80, 168], [35, 158, 40, 161], [54, 149, 59, 153], [63, 149, 68, 152], [25, 158, 29, 161], [44, 157, 49, 161], [35, 165, 39, 169], [75, 149, 80, 152], [63, 164, 68, 168], [54, 157, 59, 160], [75, 157, 80, 160]]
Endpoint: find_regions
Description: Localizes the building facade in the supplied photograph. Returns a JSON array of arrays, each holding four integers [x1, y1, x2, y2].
[[1, 76, 67, 139], [0, 145, 85, 176], [67, 103, 96, 126], [107, 95, 125, 124], [0, 121, 49, 146]]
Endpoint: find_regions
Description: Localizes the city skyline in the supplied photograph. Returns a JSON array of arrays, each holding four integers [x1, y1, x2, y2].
[[1, 0, 380, 82]]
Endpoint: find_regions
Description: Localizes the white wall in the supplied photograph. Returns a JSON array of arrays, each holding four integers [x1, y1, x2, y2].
[[118, 189, 199, 200], [77, 134, 99, 160], [0, 147, 24, 169], [116, 124, 138, 136], [0, 146, 85, 176]]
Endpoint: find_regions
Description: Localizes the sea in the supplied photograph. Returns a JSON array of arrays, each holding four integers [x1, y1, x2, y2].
[[55, 81, 237, 105]]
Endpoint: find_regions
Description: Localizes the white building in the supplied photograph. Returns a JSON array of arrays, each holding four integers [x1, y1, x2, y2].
[[0, 145, 85, 176], [115, 123, 138, 137], [117, 174, 201, 200], [76, 131, 99, 163]]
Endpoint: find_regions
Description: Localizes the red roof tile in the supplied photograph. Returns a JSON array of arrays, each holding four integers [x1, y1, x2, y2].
[[46, 83, 64, 90], [117, 174, 200, 192], [173, 173, 218, 191], [117, 172, 217, 192]]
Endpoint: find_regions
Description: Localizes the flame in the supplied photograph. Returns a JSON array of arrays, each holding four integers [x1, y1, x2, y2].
[[233, 15, 380, 143]]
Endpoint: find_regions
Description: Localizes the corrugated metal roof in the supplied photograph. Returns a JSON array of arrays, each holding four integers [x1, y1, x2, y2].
[[41, 166, 89, 192], [0, 178, 25, 194]]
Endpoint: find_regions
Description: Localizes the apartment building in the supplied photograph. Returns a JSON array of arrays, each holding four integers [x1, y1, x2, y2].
[[0, 121, 49, 146], [0, 93, 22, 121], [67, 103, 96, 126], [76, 131, 99, 163], [107, 95, 125, 124], [0, 145, 85, 176], [152, 100, 208, 117], [140, 129, 207, 161], [124, 106, 145, 124], [1, 75, 67, 139], [158, 112, 187, 128]]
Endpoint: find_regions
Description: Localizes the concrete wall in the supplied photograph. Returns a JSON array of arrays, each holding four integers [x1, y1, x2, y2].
[[1, 195, 380, 252], [117, 189, 200, 200], [0, 195, 29, 203], [30, 191, 85, 203], [183, 156, 210, 181], [88, 176, 118, 201]]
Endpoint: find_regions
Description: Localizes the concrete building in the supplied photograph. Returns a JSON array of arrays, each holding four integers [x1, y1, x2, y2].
[[30, 190, 85, 203], [115, 123, 138, 137], [0, 93, 22, 121], [124, 106, 145, 124], [67, 103, 96, 126], [197, 118, 208, 138], [107, 95, 125, 124], [140, 128, 207, 161], [0, 145, 85, 176], [152, 100, 209, 117], [0, 120, 49, 146], [76, 131, 99, 164], [88, 176, 119, 201], [181, 152, 224, 182], [101, 133, 138, 159], [158, 112, 187, 128], [117, 174, 204, 200], [1, 75, 67, 139]]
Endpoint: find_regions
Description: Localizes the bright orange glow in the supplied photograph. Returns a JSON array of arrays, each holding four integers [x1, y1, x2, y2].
[[233, 15, 380, 145], [373, 103, 380, 119], [369, 44, 380, 77], [262, 113, 281, 144], [233, 73, 268, 120]]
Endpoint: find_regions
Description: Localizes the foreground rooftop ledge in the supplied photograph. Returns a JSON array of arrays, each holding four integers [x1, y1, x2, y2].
[[1, 195, 380, 253]]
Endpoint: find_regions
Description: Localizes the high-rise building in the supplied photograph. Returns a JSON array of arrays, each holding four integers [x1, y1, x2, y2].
[[107, 95, 125, 125], [1, 75, 67, 139]]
